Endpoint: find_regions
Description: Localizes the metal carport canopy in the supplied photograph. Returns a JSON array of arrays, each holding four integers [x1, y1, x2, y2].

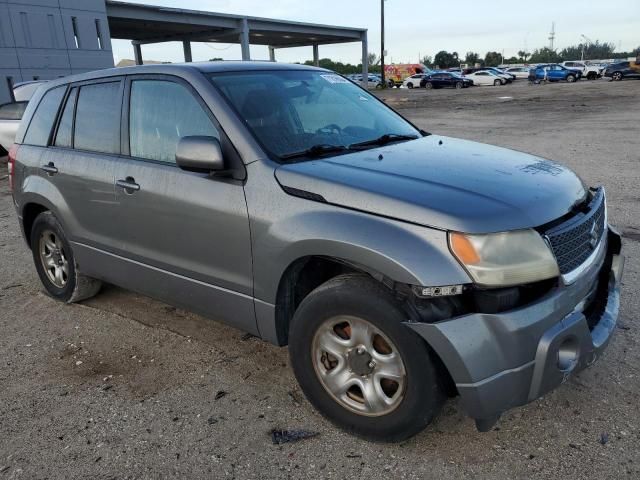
[[105, 1, 369, 84]]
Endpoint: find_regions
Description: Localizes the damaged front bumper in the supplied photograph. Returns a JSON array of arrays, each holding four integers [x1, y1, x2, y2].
[[408, 227, 624, 431]]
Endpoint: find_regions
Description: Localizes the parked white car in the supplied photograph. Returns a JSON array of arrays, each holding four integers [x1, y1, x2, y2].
[[464, 70, 505, 86], [349, 74, 387, 89], [502, 66, 532, 79], [561, 61, 603, 80], [402, 73, 428, 89], [0, 81, 48, 153]]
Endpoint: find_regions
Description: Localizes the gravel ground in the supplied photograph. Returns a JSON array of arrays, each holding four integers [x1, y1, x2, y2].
[[1, 78, 639, 479]]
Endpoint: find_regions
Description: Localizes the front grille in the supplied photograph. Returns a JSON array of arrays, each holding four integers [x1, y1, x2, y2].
[[544, 188, 606, 275]]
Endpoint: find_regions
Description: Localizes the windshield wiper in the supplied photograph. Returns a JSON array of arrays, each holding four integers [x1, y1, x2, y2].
[[279, 144, 349, 161], [349, 133, 419, 150]]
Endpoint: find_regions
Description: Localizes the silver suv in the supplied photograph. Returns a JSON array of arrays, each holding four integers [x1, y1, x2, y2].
[[9, 63, 624, 441]]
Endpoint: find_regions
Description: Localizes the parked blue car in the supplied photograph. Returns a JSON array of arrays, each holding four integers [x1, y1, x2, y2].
[[530, 64, 581, 83]]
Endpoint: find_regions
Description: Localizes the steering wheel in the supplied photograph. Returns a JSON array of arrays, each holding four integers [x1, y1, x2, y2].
[[316, 124, 343, 136]]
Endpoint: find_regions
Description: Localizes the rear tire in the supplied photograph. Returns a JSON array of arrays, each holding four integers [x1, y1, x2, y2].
[[30, 211, 102, 303], [424, 82, 433, 89], [288, 274, 445, 442], [612, 72, 623, 81]]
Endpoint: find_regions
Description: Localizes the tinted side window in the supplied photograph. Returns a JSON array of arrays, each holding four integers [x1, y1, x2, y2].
[[129, 80, 218, 164], [75, 82, 121, 154], [55, 87, 78, 148], [23, 87, 65, 146]]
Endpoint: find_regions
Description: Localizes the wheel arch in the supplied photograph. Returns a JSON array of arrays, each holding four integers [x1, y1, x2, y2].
[[21, 202, 50, 248], [18, 177, 74, 248], [270, 255, 397, 347]]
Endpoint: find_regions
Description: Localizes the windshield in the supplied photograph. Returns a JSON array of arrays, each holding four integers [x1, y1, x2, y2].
[[209, 70, 419, 160]]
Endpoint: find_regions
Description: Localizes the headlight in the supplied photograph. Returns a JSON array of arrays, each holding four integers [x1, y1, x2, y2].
[[449, 229, 559, 287]]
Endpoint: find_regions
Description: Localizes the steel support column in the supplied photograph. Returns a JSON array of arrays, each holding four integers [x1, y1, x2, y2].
[[133, 41, 143, 65], [239, 19, 250, 61], [313, 44, 319, 67], [361, 31, 368, 89], [268, 46, 276, 62], [183, 40, 192, 62]]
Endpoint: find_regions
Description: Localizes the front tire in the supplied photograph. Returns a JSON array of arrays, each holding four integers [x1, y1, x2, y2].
[[494, 79, 502, 86], [455, 81, 463, 89], [612, 72, 623, 81], [566, 74, 576, 83], [30, 211, 102, 303], [407, 82, 414, 89], [288, 274, 445, 442], [424, 82, 433, 89]]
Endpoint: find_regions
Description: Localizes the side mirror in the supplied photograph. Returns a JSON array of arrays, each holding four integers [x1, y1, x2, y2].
[[176, 136, 225, 173]]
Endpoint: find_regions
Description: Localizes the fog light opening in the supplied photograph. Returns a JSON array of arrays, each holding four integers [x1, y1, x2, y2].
[[557, 337, 579, 372]]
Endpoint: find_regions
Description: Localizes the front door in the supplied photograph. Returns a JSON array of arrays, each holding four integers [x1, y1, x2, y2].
[[109, 76, 256, 334]]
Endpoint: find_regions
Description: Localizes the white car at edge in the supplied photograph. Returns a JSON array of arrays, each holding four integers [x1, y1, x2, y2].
[[0, 81, 48, 153]]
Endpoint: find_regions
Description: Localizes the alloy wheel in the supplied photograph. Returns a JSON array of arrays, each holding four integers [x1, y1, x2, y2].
[[38, 230, 69, 288]]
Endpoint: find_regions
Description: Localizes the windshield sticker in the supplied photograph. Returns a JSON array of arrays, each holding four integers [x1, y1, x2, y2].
[[320, 74, 350, 84]]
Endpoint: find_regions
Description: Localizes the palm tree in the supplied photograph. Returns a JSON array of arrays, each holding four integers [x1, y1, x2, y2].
[[518, 50, 530, 62]]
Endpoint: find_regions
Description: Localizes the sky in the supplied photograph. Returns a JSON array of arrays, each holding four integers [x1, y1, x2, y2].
[[111, 0, 639, 65]]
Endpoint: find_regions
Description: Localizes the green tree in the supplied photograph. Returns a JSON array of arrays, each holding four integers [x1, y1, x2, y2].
[[434, 50, 459, 69], [421, 55, 433, 67], [517, 50, 530, 62], [208, 57, 224, 61], [528, 47, 561, 63], [367, 52, 380, 66], [464, 51, 480, 66], [484, 51, 502, 66], [559, 40, 616, 61]]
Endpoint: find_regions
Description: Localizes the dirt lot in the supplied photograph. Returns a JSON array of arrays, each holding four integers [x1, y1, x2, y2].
[[1, 78, 639, 479]]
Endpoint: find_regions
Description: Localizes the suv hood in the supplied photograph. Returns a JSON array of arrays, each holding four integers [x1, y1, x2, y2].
[[274, 136, 587, 233]]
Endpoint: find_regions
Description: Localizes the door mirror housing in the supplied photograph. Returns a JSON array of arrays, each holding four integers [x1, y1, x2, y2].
[[176, 136, 225, 173]]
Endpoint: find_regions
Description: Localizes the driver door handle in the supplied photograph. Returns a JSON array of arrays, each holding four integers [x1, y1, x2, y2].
[[41, 162, 58, 175], [116, 177, 140, 193]]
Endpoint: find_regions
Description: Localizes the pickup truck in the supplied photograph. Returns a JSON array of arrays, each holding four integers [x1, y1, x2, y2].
[[561, 61, 603, 80]]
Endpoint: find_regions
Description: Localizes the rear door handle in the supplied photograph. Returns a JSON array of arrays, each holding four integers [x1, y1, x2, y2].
[[41, 162, 58, 175], [116, 177, 140, 193]]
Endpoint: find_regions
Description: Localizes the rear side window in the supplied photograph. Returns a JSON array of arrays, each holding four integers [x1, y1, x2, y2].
[[23, 87, 65, 146], [54, 87, 78, 148], [129, 80, 219, 164], [74, 82, 121, 154]]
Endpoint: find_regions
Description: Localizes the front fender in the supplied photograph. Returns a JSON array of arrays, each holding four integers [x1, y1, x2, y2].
[[253, 206, 471, 304]]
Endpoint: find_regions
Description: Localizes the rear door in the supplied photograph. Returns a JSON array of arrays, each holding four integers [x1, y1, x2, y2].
[[47, 78, 123, 251], [109, 75, 256, 333]]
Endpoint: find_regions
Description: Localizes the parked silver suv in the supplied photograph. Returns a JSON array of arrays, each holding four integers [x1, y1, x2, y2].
[[9, 63, 624, 441]]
